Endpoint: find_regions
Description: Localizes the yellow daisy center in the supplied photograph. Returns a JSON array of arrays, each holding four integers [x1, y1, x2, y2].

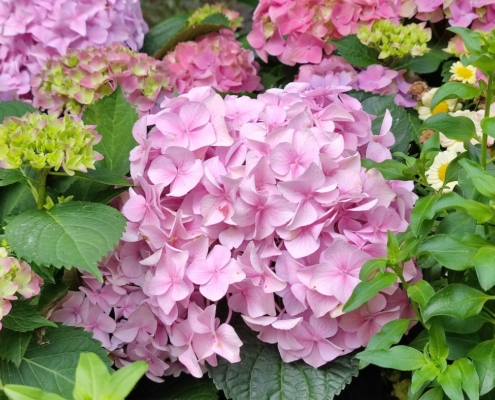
[[432, 101, 449, 115], [438, 163, 448, 182], [455, 65, 475, 80]]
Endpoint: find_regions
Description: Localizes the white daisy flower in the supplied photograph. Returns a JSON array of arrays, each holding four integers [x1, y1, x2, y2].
[[450, 61, 477, 84], [425, 150, 458, 192]]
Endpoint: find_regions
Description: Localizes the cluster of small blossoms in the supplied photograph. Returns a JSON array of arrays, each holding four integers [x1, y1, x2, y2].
[[247, 0, 418, 65], [52, 78, 418, 378], [0, 247, 43, 330], [357, 20, 431, 59], [296, 56, 417, 107], [186, 3, 243, 30], [0, 0, 148, 99], [162, 29, 262, 94], [0, 112, 102, 175], [31, 43, 176, 116]]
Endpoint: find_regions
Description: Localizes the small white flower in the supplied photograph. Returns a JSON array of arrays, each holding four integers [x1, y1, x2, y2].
[[450, 61, 477, 85], [425, 150, 458, 192], [418, 88, 461, 121]]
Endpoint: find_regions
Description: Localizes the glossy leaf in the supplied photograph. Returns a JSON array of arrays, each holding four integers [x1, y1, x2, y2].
[[459, 158, 495, 199], [3, 385, 65, 400], [411, 364, 440, 395], [470, 339, 495, 395], [454, 358, 480, 400], [430, 82, 482, 110], [436, 211, 477, 239], [423, 284, 494, 321], [343, 272, 398, 312], [359, 258, 387, 280], [361, 158, 411, 180], [410, 196, 439, 237], [407, 280, 435, 311], [437, 364, 464, 400], [474, 247, 495, 291], [72, 168, 132, 187], [448, 27, 482, 56], [355, 346, 426, 371], [422, 113, 477, 141], [141, 13, 188, 56], [417, 234, 478, 270], [428, 320, 449, 361], [419, 386, 444, 400]]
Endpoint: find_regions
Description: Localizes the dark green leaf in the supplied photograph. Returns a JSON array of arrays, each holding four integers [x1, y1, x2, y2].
[[470, 340, 495, 395], [332, 35, 380, 68], [0, 101, 37, 122], [481, 116, 495, 140], [459, 158, 495, 199], [422, 113, 477, 141], [411, 330, 481, 360], [474, 247, 495, 291], [208, 321, 358, 400], [81, 86, 138, 177], [343, 272, 398, 312], [361, 158, 411, 180], [358, 319, 410, 368], [6, 202, 126, 281], [417, 234, 478, 270], [36, 281, 69, 317], [410, 196, 439, 237], [201, 13, 229, 25], [88, 186, 130, 204], [442, 60, 455, 83], [433, 192, 495, 224], [0, 325, 112, 399], [438, 364, 464, 400], [395, 46, 451, 74], [436, 211, 477, 239], [423, 284, 494, 321], [0, 183, 37, 226], [430, 82, 482, 110], [0, 170, 27, 187], [0, 329, 32, 367], [2, 302, 57, 332], [432, 314, 489, 334], [72, 168, 132, 187], [355, 346, 426, 371], [141, 13, 189, 56]]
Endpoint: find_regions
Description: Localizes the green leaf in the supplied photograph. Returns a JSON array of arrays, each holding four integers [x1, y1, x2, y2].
[[442, 60, 455, 83], [474, 246, 495, 291], [387, 230, 400, 264], [358, 258, 387, 280], [355, 346, 426, 371], [448, 27, 483, 56], [481, 116, 495, 141], [36, 281, 69, 317], [0, 101, 37, 123], [361, 95, 413, 154], [433, 192, 495, 224], [361, 158, 411, 180], [394, 46, 451, 74], [432, 314, 489, 334], [438, 364, 464, 400], [407, 280, 435, 311], [436, 211, 477, 239], [88, 187, 130, 205], [201, 13, 229, 25], [104, 360, 148, 399], [208, 321, 358, 400], [410, 196, 439, 237], [459, 158, 495, 199], [5, 202, 126, 281], [0, 325, 112, 399], [0, 183, 36, 226], [332, 35, 380, 68], [422, 113, 477, 141], [141, 13, 189, 56], [410, 330, 481, 360], [358, 319, 410, 368], [419, 386, 444, 400], [423, 284, 494, 321], [470, 340, 495, 395], [3, 385, 65, 400], [81, 86, 138, 177], [72, 168, 132, 187], [430, 82, 482, 110], [411, 364, 440, 395], [2, 302, 57, 332], [73, 352, 111, 400], [417, 234, 478, 270], [428, 320, 449, 361], [0, 170, 27, 187], [0, 329, 32, 367], [343, 272, 398, 312], [454, 358, 480, 400]]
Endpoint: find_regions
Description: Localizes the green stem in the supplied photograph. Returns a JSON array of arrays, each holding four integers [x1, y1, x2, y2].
[[19, 168, 39, 202], [36, 168, 49, 211], [481, 74, 493, 170]]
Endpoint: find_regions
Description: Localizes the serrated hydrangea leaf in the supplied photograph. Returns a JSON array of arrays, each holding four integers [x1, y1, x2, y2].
[[0, 101, 37, 122], [0, 329, 32, 367], [72, 168, 133, 187], [2, 302, 57, 332], [208, 323, 358, 400], [5, 201, 125, 280], [81, 86, 138, 177], [332, 35, 380, 68], [0, 326, 112, 399], [201, 13, 229, 25], [142, 13, 189, 56]]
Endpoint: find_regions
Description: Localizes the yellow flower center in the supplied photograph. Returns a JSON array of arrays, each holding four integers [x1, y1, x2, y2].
[[438, 163, 448, 182], [455, 65, 475, 80], [432, 101, 449, 115]]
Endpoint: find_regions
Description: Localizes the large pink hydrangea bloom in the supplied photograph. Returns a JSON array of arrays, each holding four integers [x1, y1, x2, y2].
[[0, 0, 148, 99], [162, 29, 262, 94], [53, 79, 418, 380]]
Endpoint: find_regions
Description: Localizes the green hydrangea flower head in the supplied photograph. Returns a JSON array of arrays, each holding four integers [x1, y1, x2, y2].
[[31, 43, 176, 116], [0, 112, 102, 175], [357, 20, 432, 59], [186, 3, 243, 30]]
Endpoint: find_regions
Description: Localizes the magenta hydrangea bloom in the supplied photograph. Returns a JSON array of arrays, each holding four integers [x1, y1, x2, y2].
[[52, 79, 419, 379], [162, 29, 262, 94], [0, 0, 148, 99]]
